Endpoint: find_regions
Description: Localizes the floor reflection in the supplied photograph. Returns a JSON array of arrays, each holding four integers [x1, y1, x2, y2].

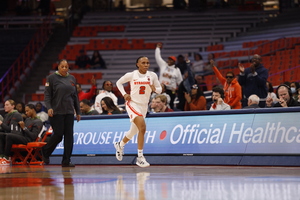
[[0, 165, 299, 200]]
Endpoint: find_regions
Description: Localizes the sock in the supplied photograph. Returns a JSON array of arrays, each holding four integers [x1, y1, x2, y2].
[[120, 141, 125, 148], [138, 149, 143, 157]]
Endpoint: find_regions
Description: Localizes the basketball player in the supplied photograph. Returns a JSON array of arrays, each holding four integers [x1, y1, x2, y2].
[[114, 56, 162, 167]]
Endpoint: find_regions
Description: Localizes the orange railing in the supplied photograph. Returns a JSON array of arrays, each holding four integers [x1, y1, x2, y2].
[[0, 15, 53, 103]]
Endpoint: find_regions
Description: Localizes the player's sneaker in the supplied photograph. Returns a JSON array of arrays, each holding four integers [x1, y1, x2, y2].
[[114, 142, 124, 161], [0, 158, 10, 166], [136, 156, 150, 168]]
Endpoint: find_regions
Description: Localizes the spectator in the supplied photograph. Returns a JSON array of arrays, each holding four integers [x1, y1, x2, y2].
[[80, 99, 99, 115], [290, 81, 300, 101], [148, 98, 159, 113], [191, 52, 205, 75], [75, 49, 90, 69], [150, 83, 171, 108], [16, 102, 26, 120], [266, 81, 278, 104], [184, 84, 207, 111], [35, 102, 49, 123], [101, 97, 122, 115], [76, 75, 97, 101], [176, 57, 195, 111], [211, 60, 242, 109], [155, 95, 174, 112], [203, 53, 214, 75], [238, 54, 268, 107], [175, 54, 188, 75], [0, 104, 43, 166], [297, 88, 300, 103], [94, 80, 118, 114], [195, 74, 208, 92], [155, 42, 183, 109], [266, 84, 300, 107], [243, 94, 260, 109], [209, 87, 231, 110], [90, 50, 107, 69], [0, 99, 23, 133]]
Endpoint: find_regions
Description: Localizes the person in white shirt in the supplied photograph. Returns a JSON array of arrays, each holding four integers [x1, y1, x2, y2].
[[114, 56, 162, 168], [155, 43, 183, 109], [35, 102, 49, 123], [94, 80, 118, 114], [209, 87, 231, 110]]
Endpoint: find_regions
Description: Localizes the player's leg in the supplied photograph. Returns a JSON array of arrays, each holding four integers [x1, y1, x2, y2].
[[133, 116, 149, 168], [114, 123, 138, 161]]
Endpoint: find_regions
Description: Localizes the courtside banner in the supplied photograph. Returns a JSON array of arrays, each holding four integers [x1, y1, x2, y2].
[[52, 108, 300, 155]]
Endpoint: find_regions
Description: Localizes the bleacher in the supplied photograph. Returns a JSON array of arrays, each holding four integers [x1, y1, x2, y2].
[[28, 7, 300, 104]]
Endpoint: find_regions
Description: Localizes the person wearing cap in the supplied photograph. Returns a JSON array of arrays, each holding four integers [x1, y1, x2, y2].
[[184, 84, 207, 111], [155, 43, 183, 109], [210, 60, 242, 109]]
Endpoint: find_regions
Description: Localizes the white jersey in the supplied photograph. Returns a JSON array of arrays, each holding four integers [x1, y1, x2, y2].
[[116, 70, 162, 105], [94, 90, 118, 113], [155, 47, 183, 90]]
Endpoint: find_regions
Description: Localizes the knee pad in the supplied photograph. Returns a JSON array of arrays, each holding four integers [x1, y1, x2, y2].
[[125, 123, 138, 140]]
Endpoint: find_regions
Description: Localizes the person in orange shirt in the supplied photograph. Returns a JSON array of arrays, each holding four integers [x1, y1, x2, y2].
[[210, 60, 242, 109]]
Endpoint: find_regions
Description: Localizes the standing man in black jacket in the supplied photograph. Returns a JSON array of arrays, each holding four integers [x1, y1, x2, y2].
[[238, 54, 268, 107]]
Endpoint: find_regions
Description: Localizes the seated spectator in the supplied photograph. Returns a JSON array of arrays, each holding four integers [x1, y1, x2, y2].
[[266, 81, 278, 104], [76, 75, 97, 101], [94, 80, 119, 114], [184, 84, 207, 111], [35, 102, 49, 123], [80, 99, 99, 115], [209, 87, 231, 110], [290, 81, 300, 101], [266, 84, 300, 107], [0, 99, 23, 133], [211, 60, 242, 109], [150, 83, 171, 108], [16, 102, 26, 120], [101, 97, 122, 115], [195, 74, 208, 92], [191, 53, 205, 75], [155, 95, 174, 112], [0, 104, 43, 166], [148, 98, 159, 113], [75, 49, 90, 69], [243, 94, 260, 109], [90, 50, 107, 69]]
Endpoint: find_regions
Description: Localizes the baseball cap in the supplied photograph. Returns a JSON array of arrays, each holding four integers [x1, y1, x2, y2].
[[191, 84, 198, 89], [168, 56, 177, 62]]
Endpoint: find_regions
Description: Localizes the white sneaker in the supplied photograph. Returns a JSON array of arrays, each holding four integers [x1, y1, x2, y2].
[[114, 142, 124, 161], [0, 158, 10, 166], [136, 156, 150, 168]]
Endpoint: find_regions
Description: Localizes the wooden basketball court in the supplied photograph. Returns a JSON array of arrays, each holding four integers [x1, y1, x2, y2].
[[1, 164, 300, 199]]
